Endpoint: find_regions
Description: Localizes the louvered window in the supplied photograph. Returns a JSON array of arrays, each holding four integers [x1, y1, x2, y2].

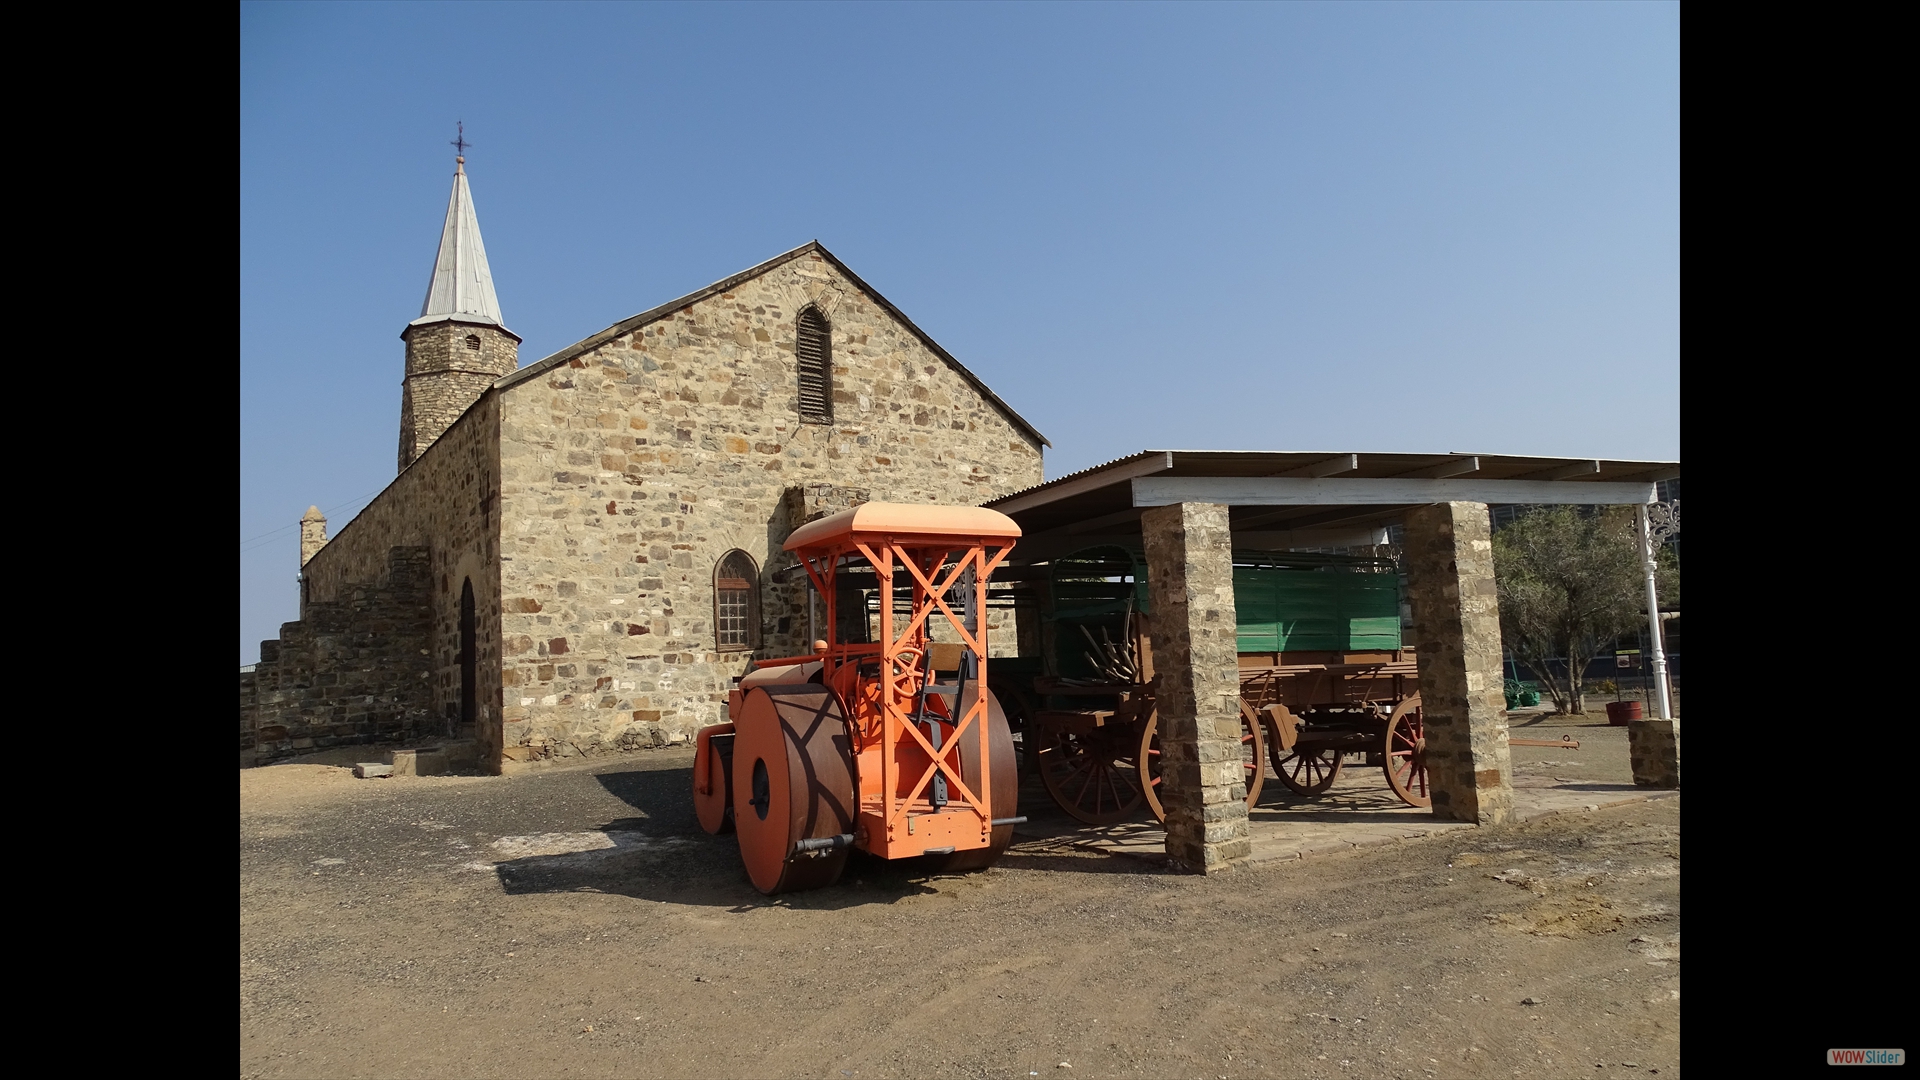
[[464, 334, 482, 351], [796, 307, 832, 424], [714, 550, 760, 651]]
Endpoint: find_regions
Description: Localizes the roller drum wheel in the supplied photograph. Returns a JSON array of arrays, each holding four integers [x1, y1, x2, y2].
[[926, 686, 1020, 873], [988, 680, 1038, 780], [732, 686, 857, 895], [692, 728, 736, 835]]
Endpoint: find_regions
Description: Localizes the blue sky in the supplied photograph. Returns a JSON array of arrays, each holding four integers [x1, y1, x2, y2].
[[240, 2, 1679, 663]]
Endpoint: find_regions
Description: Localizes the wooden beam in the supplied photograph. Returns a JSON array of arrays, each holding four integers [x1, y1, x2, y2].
[[1132, 476, 1657, 507], [1012, 534, 1154, 561], [992, 452, 1173, 515], [1274, 454, 1359, 478], [1025, 507, 1147, 539], [1520, 460, 1602, 481], [1395, 455, 1480, 480]]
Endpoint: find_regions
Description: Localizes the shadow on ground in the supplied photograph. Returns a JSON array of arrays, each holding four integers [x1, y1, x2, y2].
[[484, 766, 1160, 907]]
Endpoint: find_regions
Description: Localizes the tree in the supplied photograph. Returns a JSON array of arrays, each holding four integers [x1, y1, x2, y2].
[[1491, 506, 1679, 714]]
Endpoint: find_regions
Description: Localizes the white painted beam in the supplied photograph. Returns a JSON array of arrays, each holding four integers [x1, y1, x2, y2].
[[1132, 476, 1657, 507], [993, 452, 1173, 515], [1275, 454, 1360, 478], [1233, 527, 1392, 549]]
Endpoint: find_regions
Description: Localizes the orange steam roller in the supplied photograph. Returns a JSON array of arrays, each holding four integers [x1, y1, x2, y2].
[[691, 503, 1024, 894]]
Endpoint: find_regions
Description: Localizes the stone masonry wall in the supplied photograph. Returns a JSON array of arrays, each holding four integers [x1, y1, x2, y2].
[[493, 250, 1044, 760], [400, 320, 518, 472], [242, 546, 435, 764], [290, 394, 506, 766]]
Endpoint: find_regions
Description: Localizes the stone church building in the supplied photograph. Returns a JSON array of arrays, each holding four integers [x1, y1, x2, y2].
[[241, 156, 1048, 769]]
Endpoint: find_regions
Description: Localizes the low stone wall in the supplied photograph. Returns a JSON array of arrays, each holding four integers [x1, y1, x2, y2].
[[241, 547, 436, 765]]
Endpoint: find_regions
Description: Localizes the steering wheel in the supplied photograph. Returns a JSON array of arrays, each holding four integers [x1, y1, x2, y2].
[[887, 643, 927, 680]]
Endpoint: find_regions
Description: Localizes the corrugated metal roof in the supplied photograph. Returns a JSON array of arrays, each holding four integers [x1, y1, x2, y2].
[[987, 449, 1680, 510], [979, 449, 1680, 563], [416, 158, 506, 329]]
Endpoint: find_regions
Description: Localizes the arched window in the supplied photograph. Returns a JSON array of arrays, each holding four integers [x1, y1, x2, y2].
[[795, 306, 832, 424], [714, 550, 760, 652]]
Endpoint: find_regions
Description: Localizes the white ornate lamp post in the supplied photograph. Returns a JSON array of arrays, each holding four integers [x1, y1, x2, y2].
[[1636, 500, 1679, 719]]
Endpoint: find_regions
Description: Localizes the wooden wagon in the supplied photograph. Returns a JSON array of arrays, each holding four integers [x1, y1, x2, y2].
[[1007, 547, 1433, 824]]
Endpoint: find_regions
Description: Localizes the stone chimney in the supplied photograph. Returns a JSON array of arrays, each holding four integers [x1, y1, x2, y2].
[[300, 506, 328, 568]]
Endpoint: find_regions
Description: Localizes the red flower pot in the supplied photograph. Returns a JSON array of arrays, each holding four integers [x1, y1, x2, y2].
[[1606, 700, 1643, 726]]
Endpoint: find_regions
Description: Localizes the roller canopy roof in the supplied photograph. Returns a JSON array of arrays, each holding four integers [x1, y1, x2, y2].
[[783, 503, 1022, 552]]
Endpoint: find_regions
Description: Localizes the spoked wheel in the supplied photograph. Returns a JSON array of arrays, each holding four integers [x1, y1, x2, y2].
[[1383, 694, 1431, 808], [732, 686, 857, 894], [927, 686, 1020, 873], [1138, 705, 1265, 823], [1036, 717, 1143, 825], [1236, 700, 1268, 807], [1268, 742, 1344, 796]]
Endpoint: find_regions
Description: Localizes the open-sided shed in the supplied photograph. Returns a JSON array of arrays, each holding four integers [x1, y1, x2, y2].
[[984, 450, 1680, 872]]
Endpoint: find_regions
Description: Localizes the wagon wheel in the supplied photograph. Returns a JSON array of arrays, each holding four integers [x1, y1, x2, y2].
[[1238, 701, 1267, 807], [1138, 705, 1265, 823], [1035, 716, 1144, 825], [1269, 746, 1343, 796], [1382, 694, 1431, 808], [1264, 703, 1343, 795]]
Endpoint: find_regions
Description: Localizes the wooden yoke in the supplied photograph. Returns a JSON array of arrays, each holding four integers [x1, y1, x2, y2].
[[784, 503, 1019, 860]]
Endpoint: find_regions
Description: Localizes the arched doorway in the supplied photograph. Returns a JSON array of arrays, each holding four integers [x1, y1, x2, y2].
[[459, 577, 477, 736]]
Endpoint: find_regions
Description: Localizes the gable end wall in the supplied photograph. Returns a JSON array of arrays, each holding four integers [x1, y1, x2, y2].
[[495, 253, 1043, 758]]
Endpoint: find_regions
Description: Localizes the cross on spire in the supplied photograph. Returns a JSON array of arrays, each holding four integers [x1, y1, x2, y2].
[[451, 121, 471, 161]]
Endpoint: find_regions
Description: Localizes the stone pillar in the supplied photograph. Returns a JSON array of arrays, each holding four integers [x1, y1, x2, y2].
[[1404, 502, 1513, 825], [1629, 718, 1680, 788], [1140, 501, 1250, 871], [299, 506, 328, 568]]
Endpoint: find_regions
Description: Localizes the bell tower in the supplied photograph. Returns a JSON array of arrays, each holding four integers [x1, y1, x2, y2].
[[399, 143, 520, 472]]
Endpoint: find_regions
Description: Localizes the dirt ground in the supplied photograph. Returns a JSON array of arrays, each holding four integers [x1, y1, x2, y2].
[[240, 728, 1679, 1080]]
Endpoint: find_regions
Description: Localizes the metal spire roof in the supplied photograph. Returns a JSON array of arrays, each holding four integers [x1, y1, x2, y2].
[[411, 157, 506, 330]]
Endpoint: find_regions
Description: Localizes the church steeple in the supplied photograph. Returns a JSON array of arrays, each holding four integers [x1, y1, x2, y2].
[[415, 153, 506, 329], [397, 134, 522, 473]]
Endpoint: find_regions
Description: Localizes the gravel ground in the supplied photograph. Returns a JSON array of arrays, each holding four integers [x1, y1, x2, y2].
[[241, 746, 1679, 1080]]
